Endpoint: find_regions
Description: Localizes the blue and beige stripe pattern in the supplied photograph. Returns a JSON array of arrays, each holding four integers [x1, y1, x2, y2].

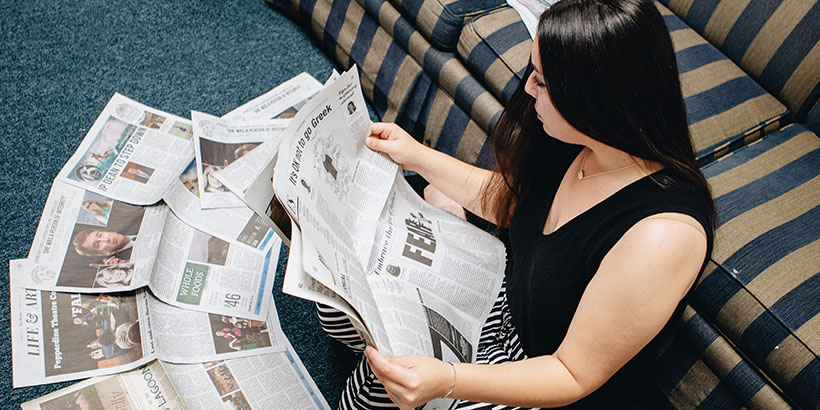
[[697, 123, 820, 410], [381, 0, 506, 51], [458, 7, 531, 105], [656, 305, 792, 409], [659, 0, 820, 126], [456, 4, 790, 164], [659, 3, 788, 163]]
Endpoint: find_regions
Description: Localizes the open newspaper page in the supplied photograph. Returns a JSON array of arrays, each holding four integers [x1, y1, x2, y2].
[[146, 211, 279, 320], [272, 66, 397, 265], [368, 177, 505, 324], [146, 294, 286, 363], [21, 181, 167, 293], [191, 110, 290, 210], [161, 338, 331, 410], [21, 360, 187, 410], [163, 159, 283, 251], [282, 221, 375, 347], [10, 261, 156, 388], [222, 72, 322, 121], [505, 0, 557, 38], [57, 93, 194, 205], [214, 72, 334, 241]]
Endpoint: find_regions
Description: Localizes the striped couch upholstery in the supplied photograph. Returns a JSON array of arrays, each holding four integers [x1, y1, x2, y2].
[[268, 0, 820, 408]]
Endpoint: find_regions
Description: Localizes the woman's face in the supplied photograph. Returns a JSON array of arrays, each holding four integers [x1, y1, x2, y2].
[[524, 38, 583, 144]]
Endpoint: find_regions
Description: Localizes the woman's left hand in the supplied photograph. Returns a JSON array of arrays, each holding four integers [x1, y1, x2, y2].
[[365, 346, 454, 409]]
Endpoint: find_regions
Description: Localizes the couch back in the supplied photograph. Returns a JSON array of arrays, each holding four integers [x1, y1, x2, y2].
[[659, 0, 820, 129]]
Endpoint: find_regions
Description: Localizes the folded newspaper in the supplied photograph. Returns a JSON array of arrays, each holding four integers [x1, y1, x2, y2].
[[21, 340, 330, 410], [10, 259, 288, 387]]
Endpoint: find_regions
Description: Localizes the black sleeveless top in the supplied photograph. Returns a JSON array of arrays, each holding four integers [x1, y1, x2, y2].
[[504, 144, 713, 409]]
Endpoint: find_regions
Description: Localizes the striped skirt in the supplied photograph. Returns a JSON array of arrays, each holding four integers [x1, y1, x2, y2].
[[316, 283, 540, 410]]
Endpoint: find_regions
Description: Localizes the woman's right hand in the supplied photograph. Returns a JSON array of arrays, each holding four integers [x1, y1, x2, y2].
[[366, 122, 428, 172]]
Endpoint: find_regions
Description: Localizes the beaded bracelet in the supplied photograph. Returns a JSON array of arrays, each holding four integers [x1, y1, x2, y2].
[[443, 362, 457, 399]]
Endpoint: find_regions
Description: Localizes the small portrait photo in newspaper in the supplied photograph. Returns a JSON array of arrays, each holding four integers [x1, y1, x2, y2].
[[55, 192, 145, 289]]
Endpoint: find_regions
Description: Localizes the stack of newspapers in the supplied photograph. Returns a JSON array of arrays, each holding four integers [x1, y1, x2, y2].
[[13, 66, 507, 410]]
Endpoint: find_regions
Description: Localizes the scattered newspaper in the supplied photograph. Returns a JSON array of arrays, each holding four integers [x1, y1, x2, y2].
[[506, 0, 558, 38], [162, 339, 330, 410], [11, 260, 287, 387], [272, 67, 506, 410], [10, 261, 155, 387], [24, 180, 166, 293], [20, 183, 281, 320], [145, 293, 285, 364], [21, 361, 187, 410], [192, 111, 290, 210], [163, 159, 284, 251], [56, 93, 195, 205]]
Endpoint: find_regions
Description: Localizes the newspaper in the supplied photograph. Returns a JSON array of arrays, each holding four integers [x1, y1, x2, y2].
[[164, 159, 285, 251], [146, 212, 279, 320], [21, 360, 187, 410], [192, 111, 290, 210], [20, 183, 281, 320], [56, 93, 195, 205], [211, 73, 327, 238], [223, 72, 323, 122], [505, 0, 557, 38], [23, 180, 166, 293], [145, 293, 285, 364], [10, 261, 155, 388], [271, 67, 506, 409], [161, 339, 330, 410], [11, 260, 286, 387]]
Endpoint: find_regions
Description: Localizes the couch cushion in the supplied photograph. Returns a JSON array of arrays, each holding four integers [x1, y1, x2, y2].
[[807, 99, 820, 135], [458, 7, 531, 105], [271, 0, 495, 168], [382, 0, 506, 51], [656, 305, 792, 409], [353, 0, 503, 136], [659, 4, 788, 164], [697, 123, 820, 409], [659, 0, 820, 123]]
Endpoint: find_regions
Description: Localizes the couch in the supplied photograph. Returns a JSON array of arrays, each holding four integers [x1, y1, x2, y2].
[[268, 0, 820, 408]]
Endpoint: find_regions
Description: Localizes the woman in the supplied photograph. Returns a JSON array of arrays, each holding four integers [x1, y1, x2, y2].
[[323, 0, 715, 408]]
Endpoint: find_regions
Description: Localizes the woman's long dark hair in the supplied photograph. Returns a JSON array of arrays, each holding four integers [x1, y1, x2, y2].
[[484, 0, 715, 228]]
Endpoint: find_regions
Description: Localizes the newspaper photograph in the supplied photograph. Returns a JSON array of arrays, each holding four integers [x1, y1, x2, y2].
[[506, 0, 558, 38], [21, 360, 187, 410], [11, 261, 155, 388], [147, 294, 286, 364], [147, 211, 279, 320], [163, 159, 284, 251], [57, 93, 194, 205], [162, 339, 331, 410], [192, 111, 290, 209], [22, 181, 167, 293]]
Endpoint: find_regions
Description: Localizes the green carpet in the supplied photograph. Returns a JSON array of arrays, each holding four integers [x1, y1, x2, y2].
[[0, 0, 363, 407]]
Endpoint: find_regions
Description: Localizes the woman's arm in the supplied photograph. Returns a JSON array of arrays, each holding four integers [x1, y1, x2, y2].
[[366, 213, 708, 409], [366, 122, 499, 223]]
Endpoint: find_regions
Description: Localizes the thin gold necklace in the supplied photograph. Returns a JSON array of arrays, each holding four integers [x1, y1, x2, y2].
[[577, 148, 643, 180]]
